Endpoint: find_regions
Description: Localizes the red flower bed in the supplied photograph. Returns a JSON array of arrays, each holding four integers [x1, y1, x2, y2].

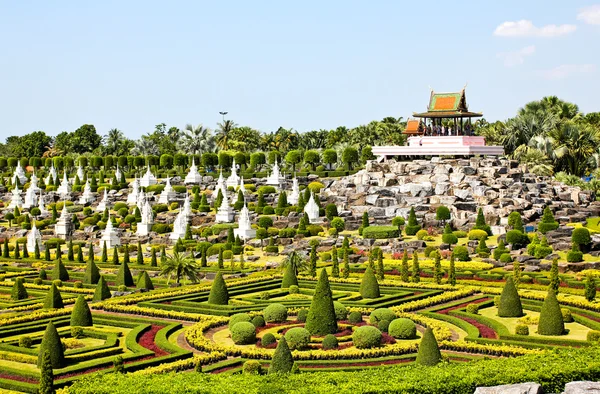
[[0, 373, 37, 384], [436, 298, 491, 315], [138, 325, 168, 356], [301, 358, 412, 369], [256, 340, 277, 349], [380, 332, 397, 345], [459, 317, 497, 339]]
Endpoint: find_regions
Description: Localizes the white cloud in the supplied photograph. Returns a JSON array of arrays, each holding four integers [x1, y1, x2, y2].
[[540, 64, 596, 80], [494, 20, 576, 37], [577, 5, 600, 25], [497, 45, 536, 67]]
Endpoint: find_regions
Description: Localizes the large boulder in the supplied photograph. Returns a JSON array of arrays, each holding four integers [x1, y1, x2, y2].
[[474, 383, 542, 394]]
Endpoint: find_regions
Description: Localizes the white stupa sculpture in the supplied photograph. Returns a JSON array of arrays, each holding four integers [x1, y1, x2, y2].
[[115, 164, 122, 182], [239, 177, 246, 195], [37, 191, 48, 216], [56, 171, 71, 198], [182, 194, 192, 216], [226, 159, 240, 188], [45, 164, 57, 185], [158, 177, 176, 204], [215, 190, 235, 223], [78, 179, 95, 205], [7, 185, 23, 209], [136, 199, 154, 236], [100, 214, 120, 248], [140, 165, 157, 187], [215, 169, 227, 198], [234, 200, 256, 240], [184, 158, 203, 184], [12, 163, 27, 185], [55, 202, 74, 240], [137, 190, 146, 213], [304, 192, 320, 224], [22, 184, 38, 209], [76, 165, 85, 182], [27, 222, 44, 252], [29, 172, 40, 193], [96, 189, 109, 212], [169, 200, 190, 241], [288, 176, 300, 205], [266, 158, 282, 186], [127, 176, 140, 205]]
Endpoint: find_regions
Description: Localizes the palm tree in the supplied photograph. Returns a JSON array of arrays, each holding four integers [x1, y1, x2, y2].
[[160, 251, 202, 285], [105, 129, 124, 155], [215, 120, 238, 150], [281, 251, 309, 275], [132, 136, 159, 156], [502, 112, 557, 156], [180, 124, 215, 154], [551, 122, 598, 176]]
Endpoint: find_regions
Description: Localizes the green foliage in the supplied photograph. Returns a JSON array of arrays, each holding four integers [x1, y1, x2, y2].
[[572, 227, 591, 246], [498, 276, 523, 317], [229, 313, 252, 328], [333, 301, 348, 321], [400, 250, 409, 282], [452, 246, 470, 262], [208, 272, 229, 305], [269, 337, 294, 374], [549, 258, 560, 293], [472, 208, 492, 235], [369, 308, 396, 325], [284, 327, 310, 350], [44, 283, 63, 309], [230, 322, 257, 345], [242, 360, 262, 375], [251, 315, 266, 328], [52, 259, 69, 281], [116, 260, 134, 287], [538, 207, 559, 234], [508, 211, 524, 232], [538, 289, 565, 336], [448, 254, 456, 286], [348, 311, 363, 324], [136, 271, 154, 291], [442, 224, 458, 246], [305, 269, 337, 335], [585, 275, 597, 302], [415, 327, 441, 366], [38, 322, 64, 368], [84, 259, 100, 285], [467, 229, 488, 241], [516, 324, 529, 336], [261, 333, 276, 347], [93, 276, 111, 301], [388, 318, 417, 339], [38, 350, 54, 394], [411, 252, 420, 282], [566, 243, 584, 263], [264, 303, 288, 323], [322, 334, 338, 350], [70, 295, 93, 327], [10, 277, 28, 300], [405, 208, 420, 235], [352, 325, 382, 349], [493, 240, 508, 260], [435, 205, 451, 222], [359, 266, 380, 298]]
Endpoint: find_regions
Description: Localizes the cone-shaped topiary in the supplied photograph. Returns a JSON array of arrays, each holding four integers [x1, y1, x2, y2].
[[359, 266, 380, 298], [281, 260, 298, 288], [208, 272, 229, 305], [43, 283, 63, 309], [136, 271, 154, 290], [70, 295, 93, 327], [52, 259, 69, 281], [497, 276, 523, 317], [10, 277, 28, 300], [415, 327, 441, 366], [38, 321, 64, 368], [93, 276, 111, 301], [305, 269, 338, 335], [84, 259, 100, 285], [538, 289, 565, 335], [115, 260, 134, 287], [38, 350, 54, 394], [268, 337, 294, 374]]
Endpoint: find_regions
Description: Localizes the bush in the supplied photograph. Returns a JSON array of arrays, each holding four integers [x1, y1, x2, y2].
[[500, 253, 513, 263], [264, 303, 288, 323], [392, 217, 405, 227], [242, 360, 262, 375], [289, 285, 299, 294], [269, 337, 294, 374], [538, 289, 565, 336], [208, 272, 229, 305], [467, 229, 488, 241], [587, 330, 600, 342], [561, 308, 574, 323], [258, 216, 273, 229], [506, 230, 529, 248], [231, 322, 257, 345], [297, 309, 309, 322], [19, 336, 33, 348], [498, 276, 523, 317], [348, 311, 363, 324], [566, 243, 584, 263], [538, 207, 559, 234], [416, 229, 429, 240], [452, 246, 470, 262], [360, 266, 380, 298], [333, 301, 348, 321], [229, 313, 252, 328], [284, 327, 310, 350], [322, 334, 338, 350], [515, 324, 529, 336], [70, 295, 93, 327], [251, 315, 266, 328], [305, 269, 338, 335], [415, 327, 441, 366], [369, 308, 396, 325], [466, 304, 479, 314], [261, 333, 276, 347], [362, 225, 400, 239], [378, 320, 390, 333], [388, 318, 417, 339], [352, 325, 382, 349], [572, 227, 591, 246]]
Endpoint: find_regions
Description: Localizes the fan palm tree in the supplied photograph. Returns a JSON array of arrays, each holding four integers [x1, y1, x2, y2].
[[280, 251, 309, 275], [551, 122, 598, 176], [215, 120, 238, 150], [132, 136, 159, 156], [180, 124, 215, 155], [160, 251, 202, 285], [105, 129, 124, 155], [502, 112, 558, 156]]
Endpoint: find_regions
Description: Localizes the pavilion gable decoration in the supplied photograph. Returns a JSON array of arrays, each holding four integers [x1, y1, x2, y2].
[[413, 89, 482, 119]]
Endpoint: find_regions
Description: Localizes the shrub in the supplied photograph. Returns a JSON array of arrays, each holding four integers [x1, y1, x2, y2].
[[572, 227, 591, 246], [538, 207, 559, 234], [466, 304, 479, 314], [415, 327, 441, 366], [251, 315, 266, 328], [10, 278, 27, 300], [352, 325, 382, 349], [405, 208, 420, 235], [500, 253, 513, 263], [348, 311, 363, 324], [452, 246, 470, 262], [473, 208, 492, 235], [587, 330, 600, 342], [297, 309, 309, 322], [269, 337, 294, 374], [392, 216, 405, 228], [330, 217, 345, 233], [538, 289, 565, 336], [369, 308, 396, 325], [261, 333, 276, 347], [19, 336, 33, 348], [322, 334, 338, 350], [378, 320, 390, 333], [258, 216, 273, 229], [264, 303, 288, 323], [515, 324, 529, 336], [360, 266, 380, 298], [506, 230, 529, 248], [333, 301, 348, 321], [231, 322, 256, 345], [561, 308, 574, 323], [229, 313, 252, 328], [305, 269, 338, 335], [416, 229, 429, 240], [566, 243, 584, 263], [242, 360, 262, 375], [498, 276, 523, 317], [493, 240, 509, 260], [284, 327, 310, 350], [467, 229, 488, 241], [44, 283, 63, 309], [362, 226, 400, 239], [208, 272, 229, 305], [70, 295, 93, 327], [289, 285, 299, 294], [388, 318, 417, 339], [38, 322, 64, 368]]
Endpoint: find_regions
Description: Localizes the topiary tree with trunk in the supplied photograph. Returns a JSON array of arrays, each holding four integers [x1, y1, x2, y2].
[[38, 322, 64, 369], [538, 289, 565, 335], [93, 276, 111, 301], [70, 295, 93, 327], [497, 276, 523, 317], [305, 269, 338, 335], [208, 272, 229, 305], [268, 337, 293, 374], [415, 327, 441, 366], [360, 266, 380, 299]]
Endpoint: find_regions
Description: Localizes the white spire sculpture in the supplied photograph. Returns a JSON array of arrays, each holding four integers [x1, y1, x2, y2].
[[137, 199, 154, 236], [100, 213, 120, 248], [76, 165, 85, 182], [45, 164, 57, 185], [239, 176, 246, 195], [288, 176, 300, 205], [182, 194, 191, 216], [304, 192, 320, 224], [140, 165, 157, 187], [158, 177, 176, 204], [96, 188, 109, 212], [7, 185, 23, 210], [226, 159, 240, 188], [37, 191, 48, 216], [115, 164, 122, 182], [79, 179, 95, 205], [29, 172, 40, 192], [266, 158, 282, 186], [169, 200, 190, 241], [12, 163, 27, 185], [22, 184, 38, 209], [27, 222, 44, 252], [127, 176, 140, 205], [215, 190, 235, 223], [215, 168, 227, 198], [184, 158, 203, 184], [55, 201, 74, 240], [56, 171, 71, 198], [234, 200, 256, 240], [137, 190, 146, 213]]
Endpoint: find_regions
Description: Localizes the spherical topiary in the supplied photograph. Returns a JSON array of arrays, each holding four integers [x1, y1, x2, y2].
[[388, 318, 417, 339], [538, 289, 565, 336], [352, 325, 382, 349], [587, 330, 600, 342], [359, 266, 380, 299], [284, 327, 310, 350], [261, 333, 276, 347], [452, 246, 470, 262], [229, 313, 252, 328], [377, 320, 390, 332], [333, 302, 348, 321], [263, 303, 288, 323], [369, 308, 396, 325], [242, 360, 262, 375], [322, 334, 338, 350], [515, 324, 529, 336], [497, 276, 523, 318], [466, 304, 479, 314], [416, 229, 429, 240], [415, 327, 441, 366], [499, 253, 513, 263], [251, 315, 266, 328], [230, 321, 257, 345], [289, 285, 299, 294], [572, 227, 591, 246], [467, 229, 488, 241], [561, 308, 574, 323], [297, 309, 308, 322], [506, 230, 529, 247], [348, 311, 363, 324]]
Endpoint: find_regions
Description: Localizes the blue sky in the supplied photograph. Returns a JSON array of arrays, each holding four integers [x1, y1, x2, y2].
[[0, 1, 598, 139]]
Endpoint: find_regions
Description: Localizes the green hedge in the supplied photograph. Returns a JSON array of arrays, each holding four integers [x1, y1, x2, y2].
[[362, 226, 400, 239]]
